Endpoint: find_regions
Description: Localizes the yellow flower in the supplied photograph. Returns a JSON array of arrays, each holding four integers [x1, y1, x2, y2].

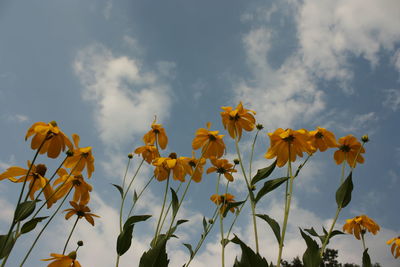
[[134, 145, 159, 164], [64, 201, 100, 226], [334, 135, 365, 168], [342, 215, 380, 240], [387, 236, 400, 258], [265, 128, 313, 167], [152, 153, 188, 182], [220, 102, 256, 140], [63, 134, 95, 178], [182, 152, 206, 183], [53, 169, 92, 205], [206, 158, 237, 182], [0, 162, 55, 208], [210, 193, 237, 215], [42, 251, 81, 267], [25, 121, 73, 158], [192, 123, 225, 159], [143, 119, 168, 150], [309, 127, 338, 152]]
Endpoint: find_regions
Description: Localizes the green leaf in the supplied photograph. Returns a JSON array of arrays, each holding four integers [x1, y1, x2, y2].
[[221, 238, 230, 247], [133, 190, 138, 203], [299, 229, 322, 267], [256, 214, 281, 245], [117, 215, 152, 256], [14, 200, 37, 222], [231, 235, 268, 267], [0, 233, 15, 259], [20, 216, 48, 234], [176, 219, 188, 226], [183, 243, 194, 258], [255, 177, 289, 204], [335, 172, 353, 208], [171, 188, 179, 218], [139, 235, 169, 267], [111, 183, 124, 199], [362, 249, 372, 267], [251, 160, 277, 185], [202, 217, 207, 233], [222, 201, 245, 218]]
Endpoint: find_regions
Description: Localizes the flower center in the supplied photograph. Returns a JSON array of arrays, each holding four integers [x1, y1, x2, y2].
[[283, 135, 294, 143], [229, 114, 240, 121], [35, 164, 47, 177], [77, 210, 85, 217], [340, 145, 351, 152], [73, 179, 82, 186], [216, 167, 226, 174], [208, 134, 217, 141], [316, 132, 324, 139], [169, 152, 177, 159], [189, 161, 196, 168]]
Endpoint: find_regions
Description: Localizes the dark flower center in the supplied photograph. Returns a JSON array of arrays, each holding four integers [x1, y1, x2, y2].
[[35, 164, 47, 177], [153, 129, 160, 134], [208, 134, 217, 141], [77, 210, 85, 217], [283, 135, 294, 143], [73, 179, 82, 186], [316, 132, 324, 139], [189, 161, 196, 168], [217, 167, 226, 174], [229, 114, 240, 121], [340, 145, 351, 152], [169, 152, 177, 159]]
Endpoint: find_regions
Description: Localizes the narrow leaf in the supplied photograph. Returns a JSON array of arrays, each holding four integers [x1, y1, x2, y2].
[[300, 229, 322, 267], [14, 200, 36, 222], [362, 249, 372, 267], [202, 216, 207, 233], [171, 188, 179, 218], [123, 215, 151, 231], [231, 235, 268, 267], [255, 177, 289, 204], [0, 234, 15, 259], [112, 184, 124, 199], [335, 172, 353, 208], [177, 219, 189, 226], [256, 214, 281, 245], [183, 243, 194, 258], [21, 216, 48, 234], [117, 225, 134, 256], [139, 235, 169, 267], [222, 200, 245, 218], [251, 160, 277, 185], [133, 190, 138, 203]]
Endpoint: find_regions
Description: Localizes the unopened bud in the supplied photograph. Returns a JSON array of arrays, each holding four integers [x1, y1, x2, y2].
[[256, 124, 264, 130], [208, 219, 214, 224], [49, 120, 58, 127], [77, 240, 84, 246], [128, 153, 133, 159], [361, 135, 369, 143], [233, 159, 240, 165]]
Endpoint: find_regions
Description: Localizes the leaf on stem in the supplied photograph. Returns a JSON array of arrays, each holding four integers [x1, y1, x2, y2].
[[256, 214, 281, 245], [202, 216, 207, 233], [14, 200, 38, 222], [335, 172, 353, 208], [133, 190, 138, 204], [111, 184, 124, 199], [251, 160, 276, 186], [139, 235, 169, 267], [254, 177, 289, 204], [183, 243, 194, 258], [299, 228, 322, 267], [222, 200, 245, 218], [362, 249, 372, 267], [117, 215, 152, 256], [171, 188, 179, 218], [21, 216, 49, 234], [0, 233, 15, 259], [231, 235, 269, 267]]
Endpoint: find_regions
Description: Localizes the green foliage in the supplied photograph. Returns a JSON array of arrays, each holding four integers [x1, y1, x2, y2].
[[254, 176, 289, 204], [139, 235, 169, 267], [231, 235, 269, 267], [251, 160, 276, 185], [111, 184, 124, 199], [20, 216, 48, 234], [14, 200, 38, 222], [256, 214, 281, 245], [299, 228, 322, 267], [335, 172, 353, 208]]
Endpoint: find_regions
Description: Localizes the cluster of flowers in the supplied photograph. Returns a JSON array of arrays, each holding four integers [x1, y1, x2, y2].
[[0, 121, 99, 266]]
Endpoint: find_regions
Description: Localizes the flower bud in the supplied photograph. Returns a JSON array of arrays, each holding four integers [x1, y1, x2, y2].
[[208, 219, 214, 224], [77, 240, 84, 246], [256, 124, 264, 130], [128, 153, 133, 159], [361, 135, 369, 143], [233, 159, 240, 165]]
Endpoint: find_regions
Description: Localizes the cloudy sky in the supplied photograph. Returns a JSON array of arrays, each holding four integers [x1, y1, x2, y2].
[[0, 0, 399, 266]]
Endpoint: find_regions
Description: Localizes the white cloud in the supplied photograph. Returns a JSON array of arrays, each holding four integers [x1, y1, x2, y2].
[[74, 43, 173, 150], [2, 113, 29, 123], [383, 88, 400, 111]]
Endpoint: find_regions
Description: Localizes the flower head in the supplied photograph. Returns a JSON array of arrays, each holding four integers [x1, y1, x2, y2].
[[0, 162, 55, 208], [53, 169, 92, 205], [42, 251, 81, 267], [387, 236, 400, 258], [265, 128, 313, 167], [64, 134, 95, 178], [25, 121, 73, 158], [309, 127, 338, 152], [342, 215, 380, 240], [220, 102, 256, 140], [182, 152, 206, 183], [334, 135, 365, 168], [152, 153, 188, 182], [206, 158, 237, 182], [64, 201, 99, 226], [143, 118, 168, 150], [192, 123, 225, 159], [210, 193, 237, 216], [134, 145, 159, 164]]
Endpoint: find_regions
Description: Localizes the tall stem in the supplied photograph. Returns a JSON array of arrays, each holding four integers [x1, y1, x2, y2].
[[62, 217, 79, 254], [158, 183, 182, 236], [154, 176, 170, 245], [127, 175, 155, 218], [277, 146, 294, 267], [234, 136, 259, 253], [249, 130, 260, 179]]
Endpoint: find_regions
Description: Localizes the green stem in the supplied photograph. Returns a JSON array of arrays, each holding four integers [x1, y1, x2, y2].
[[62, 217, 79, 254], [122, 157, 132, 191], [219, 211, 225, 267], [154, 176, 170, 245], [361, 232, 367, 251], [119, 159, 144, 231], [277, 146, 294, 267], [19, 187, 73, 266], [127, 175, 155, 218], [157, 183, 182, 237], [249, 129, 260, 179], [234, 136, 259, 253]]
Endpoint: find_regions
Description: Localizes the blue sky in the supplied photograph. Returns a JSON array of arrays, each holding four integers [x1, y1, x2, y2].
[[0, 0, 399, 266]]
